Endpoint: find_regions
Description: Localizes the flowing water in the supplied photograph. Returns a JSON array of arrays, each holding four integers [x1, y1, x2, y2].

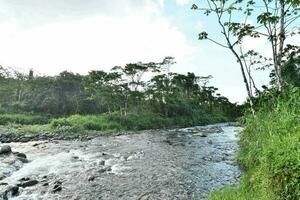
[[0, 124, 242, 200]]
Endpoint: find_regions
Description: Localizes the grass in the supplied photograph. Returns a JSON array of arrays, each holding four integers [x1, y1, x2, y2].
[[49, 111, 230, 134], [0, 110, 230, 135], [0, 113, 50, 125], [208, 87, 300, 200]]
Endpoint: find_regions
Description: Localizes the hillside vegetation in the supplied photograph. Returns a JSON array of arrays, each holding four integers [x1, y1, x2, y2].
[[0, 58, 241, 133], [209, 87, 300, 200]]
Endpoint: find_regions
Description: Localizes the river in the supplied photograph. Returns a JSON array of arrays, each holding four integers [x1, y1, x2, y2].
[[0, 123, 242, 200]]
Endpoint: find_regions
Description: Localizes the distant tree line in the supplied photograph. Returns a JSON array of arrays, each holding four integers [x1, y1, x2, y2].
[[0, 57, 242, 121]]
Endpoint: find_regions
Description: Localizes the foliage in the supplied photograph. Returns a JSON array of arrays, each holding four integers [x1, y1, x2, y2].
[[49, 111, 229, 134], [0, 58, 241, 130], [209, 87, 300, 200], [0, 113, 50, 125]]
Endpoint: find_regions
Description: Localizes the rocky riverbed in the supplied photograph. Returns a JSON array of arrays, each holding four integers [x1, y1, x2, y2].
[[0, 124, 242, 200]]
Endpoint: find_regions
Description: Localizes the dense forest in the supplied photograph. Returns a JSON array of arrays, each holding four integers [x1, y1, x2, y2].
[[0, 57, 241, 132]]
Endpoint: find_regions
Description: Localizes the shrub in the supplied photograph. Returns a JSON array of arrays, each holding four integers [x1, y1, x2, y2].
[[209, 87, 300, 200], [0, 113, 50, 125]]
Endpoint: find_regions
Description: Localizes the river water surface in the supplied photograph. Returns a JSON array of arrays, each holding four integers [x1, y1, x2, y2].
[[0, 124, 241, 200]]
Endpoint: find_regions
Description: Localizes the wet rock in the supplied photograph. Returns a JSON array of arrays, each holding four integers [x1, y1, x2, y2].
[[164, 139, 173, 145], [98, 166, 112, 173], [18, 180, 39, 188], [99, 160, 105, 166], [14, 152, 27, 159], [0, 185, 19, 200], [16, 157, 29, 163], [42, 182, 49, 186], [0, 173, 5, 181], [19, 177, 30, 182], [52, 181, 62, 193], [88, 176, 96, 181], [72, 155, 79, 160], [193, 133, 207, 137], [0, 145, 12, 154], [32, 143, 39, 147]]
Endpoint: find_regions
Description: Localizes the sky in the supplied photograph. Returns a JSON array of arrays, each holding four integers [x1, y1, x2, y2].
[[0, 0, 277, 103]]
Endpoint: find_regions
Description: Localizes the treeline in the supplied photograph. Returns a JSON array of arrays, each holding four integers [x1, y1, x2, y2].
[[0, 57, 241, 128]]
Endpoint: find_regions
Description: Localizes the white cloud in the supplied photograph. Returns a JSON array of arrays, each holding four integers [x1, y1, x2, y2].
[[0, 6, 193, 75]]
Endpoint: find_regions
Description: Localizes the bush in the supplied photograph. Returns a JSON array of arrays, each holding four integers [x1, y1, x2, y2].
[[50, 114, 122, 133], [0, 113, 50, 125], [209, 87, 300, 200]]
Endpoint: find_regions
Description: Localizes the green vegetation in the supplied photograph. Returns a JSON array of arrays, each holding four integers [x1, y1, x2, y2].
[[50, 111, 227, 133], [0, 58, 241, 134], [209, 87, 300, 200], [207, 58, 300, 199], [0, 113, 50, 125], [193, 0, 300, 199]]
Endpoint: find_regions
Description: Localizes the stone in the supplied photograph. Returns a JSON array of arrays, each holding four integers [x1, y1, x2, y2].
[[16, 157, 29, 163], [52, 181, 62, 193], [0, 146, 12, 154], [0, 185, 19, 200], [42, 182, 49, 186], [88, 176, 95, 181], [15, 152, 27, 159], [193, 133, 207, 137], [18, 180, 39, 188], [0, 172, 5, 181], [99, 160, 105, 166]]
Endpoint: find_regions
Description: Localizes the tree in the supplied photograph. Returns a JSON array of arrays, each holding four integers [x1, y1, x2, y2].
[[192, 0, 300, 115]]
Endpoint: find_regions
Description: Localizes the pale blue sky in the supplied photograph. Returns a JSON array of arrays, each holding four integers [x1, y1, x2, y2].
[[0, 0, 272, 103]]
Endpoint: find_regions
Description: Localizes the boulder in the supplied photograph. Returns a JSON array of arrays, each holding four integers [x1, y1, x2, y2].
[[14, 152, 27, 159], [0, 146, 12, 155], [52, 181, 62, 193], [16, 157, 29, 163], [0, 185, 19, 200], [18, 180, 39, 188]]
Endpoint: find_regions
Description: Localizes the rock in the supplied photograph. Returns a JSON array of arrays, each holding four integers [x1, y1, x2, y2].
[[14, 152, 27, 159], [0, 145, 12, 154], [72, 155, 79, 160], [88, 176, 95, 181], [98, 166, 112, 173], [99, 160, 105, 166], [19, 177, 30, 182], [18, 180, 39, 188], [42, 182, 49, 186], [193, 133, 207, 137], [16, 157, 29, 163], [0, 173, 5, 181], [52, 181, 62, 193], [0, 185, 19, 200]]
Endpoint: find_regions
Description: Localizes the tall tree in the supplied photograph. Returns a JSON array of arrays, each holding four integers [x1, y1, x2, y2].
[[192, 0, 300, 115]]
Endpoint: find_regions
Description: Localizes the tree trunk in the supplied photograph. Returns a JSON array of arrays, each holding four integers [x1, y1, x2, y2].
[[276, 0, 285, 91], [230, 47, 256, 116]]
